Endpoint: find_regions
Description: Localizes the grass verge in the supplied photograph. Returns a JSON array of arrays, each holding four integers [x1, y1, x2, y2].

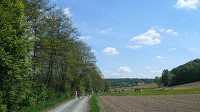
[[102, 88, 200, 96], [20, 95, 73, 112], [89, 95, 100, 112]]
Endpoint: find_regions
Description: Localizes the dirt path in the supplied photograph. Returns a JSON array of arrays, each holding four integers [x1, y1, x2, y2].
[[48, 96, 89, 112], [98, 94, 200, 112]]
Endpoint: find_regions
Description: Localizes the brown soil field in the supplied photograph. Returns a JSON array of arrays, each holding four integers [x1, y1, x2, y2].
[[98, 94, 200, 112]]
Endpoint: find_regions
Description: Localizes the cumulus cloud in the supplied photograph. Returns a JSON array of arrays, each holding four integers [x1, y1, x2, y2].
[[102, 47, 119, 55], [169, 48, 177, 51], [155, 56, 167, 59], [79, 36, 91, 40], [159, 28, 178, 35], [130, 28, 161, 46], [175, 0, 199, 9], [105, 66, 132, 78], [63, 8, 72, 17], [118, 66, 132, 73], [99, 28, 113, 34], [128, 27, 178, 50]]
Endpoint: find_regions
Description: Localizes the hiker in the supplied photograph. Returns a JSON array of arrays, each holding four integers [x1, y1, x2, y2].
[[77, 91, 81, 99]]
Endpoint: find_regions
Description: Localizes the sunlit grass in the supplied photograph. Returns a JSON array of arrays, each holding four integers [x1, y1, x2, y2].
[[89, 95, 100, 112]]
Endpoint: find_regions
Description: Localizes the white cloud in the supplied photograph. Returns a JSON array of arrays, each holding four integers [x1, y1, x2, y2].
[[169, 48, 177, 51], [175, 0, 199, 10], [102, 47, 119, 55], [63, 8, 72, 17], [79, 36, 91, 40], [189, 48, 199, 51], [155, 56, 167, 59], [99, 28, 113, 34], [166, 29, 179, 35], [104, 66, 133, 78], [90, 50, 97, 53], [130, 28, 161, 46], [126, 45, 142, 49], [118, 66, 132, 73], [159, 28, 178, 35]]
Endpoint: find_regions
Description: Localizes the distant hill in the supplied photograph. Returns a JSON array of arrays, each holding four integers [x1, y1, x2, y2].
[[170, 59, 200, 86], [160, 59, 200, 87], [106, 78, 154, 88]]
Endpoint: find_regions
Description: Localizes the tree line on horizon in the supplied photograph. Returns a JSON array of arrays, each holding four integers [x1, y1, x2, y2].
[[155, 59, 200, 87], [107, 78, 154, 88], [0, 0, 109, 111]]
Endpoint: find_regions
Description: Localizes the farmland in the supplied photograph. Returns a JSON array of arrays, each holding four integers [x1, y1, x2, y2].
[[172, 81, 200, 90], [98, 94, 200, 112], [96, 82, 200, 112]]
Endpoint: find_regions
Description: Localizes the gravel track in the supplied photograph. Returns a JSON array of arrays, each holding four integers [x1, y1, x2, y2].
[[48, 96, 89, 112], [98, 94, 200, 112]]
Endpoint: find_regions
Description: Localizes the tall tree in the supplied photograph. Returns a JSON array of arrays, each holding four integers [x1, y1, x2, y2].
[[154, 76, 162, 87], [0, 0, 32, 111], [161, 69, 172, 86]]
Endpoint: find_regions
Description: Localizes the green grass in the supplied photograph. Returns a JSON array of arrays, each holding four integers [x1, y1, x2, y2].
[[89, 95, 100, 112], [20, 96, 73, 112], [102, 88, 200, 96]]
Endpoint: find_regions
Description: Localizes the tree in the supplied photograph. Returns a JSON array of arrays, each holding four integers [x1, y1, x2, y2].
[[170, 59, 200, 85], [104, 80, 111, 92], [161, 69, 172, 86], [0, 0, 32, 111], [0, 0, 106, 110], [154, 76, 162, 87]]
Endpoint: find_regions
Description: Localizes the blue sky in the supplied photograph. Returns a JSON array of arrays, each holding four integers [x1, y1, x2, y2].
[[51, 0, 200, 78]]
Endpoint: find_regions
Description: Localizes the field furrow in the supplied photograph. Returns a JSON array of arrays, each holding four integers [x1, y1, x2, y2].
[[98, 94, 200, 112]]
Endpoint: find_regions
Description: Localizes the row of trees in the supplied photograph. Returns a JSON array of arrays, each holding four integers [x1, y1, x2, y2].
[[0, 0, 108, 111], [108, 78, 154, 88], [155, 59, 200, 87]]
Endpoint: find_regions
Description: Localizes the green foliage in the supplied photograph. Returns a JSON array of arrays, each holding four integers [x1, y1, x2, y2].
[[159, 59, 200, 87], [154, 76, 162, 87], [90, 95, 100, 112], [170, 59, 200, 85], [107, 78, 154, 88], [104, 80, 111, 92], [1, 0, 106, 111], [0, 0, 32, 111], [161, 69, 172, 86]]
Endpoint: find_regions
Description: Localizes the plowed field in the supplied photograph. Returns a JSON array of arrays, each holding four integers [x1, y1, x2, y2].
[[98, 94, 200, 112]]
